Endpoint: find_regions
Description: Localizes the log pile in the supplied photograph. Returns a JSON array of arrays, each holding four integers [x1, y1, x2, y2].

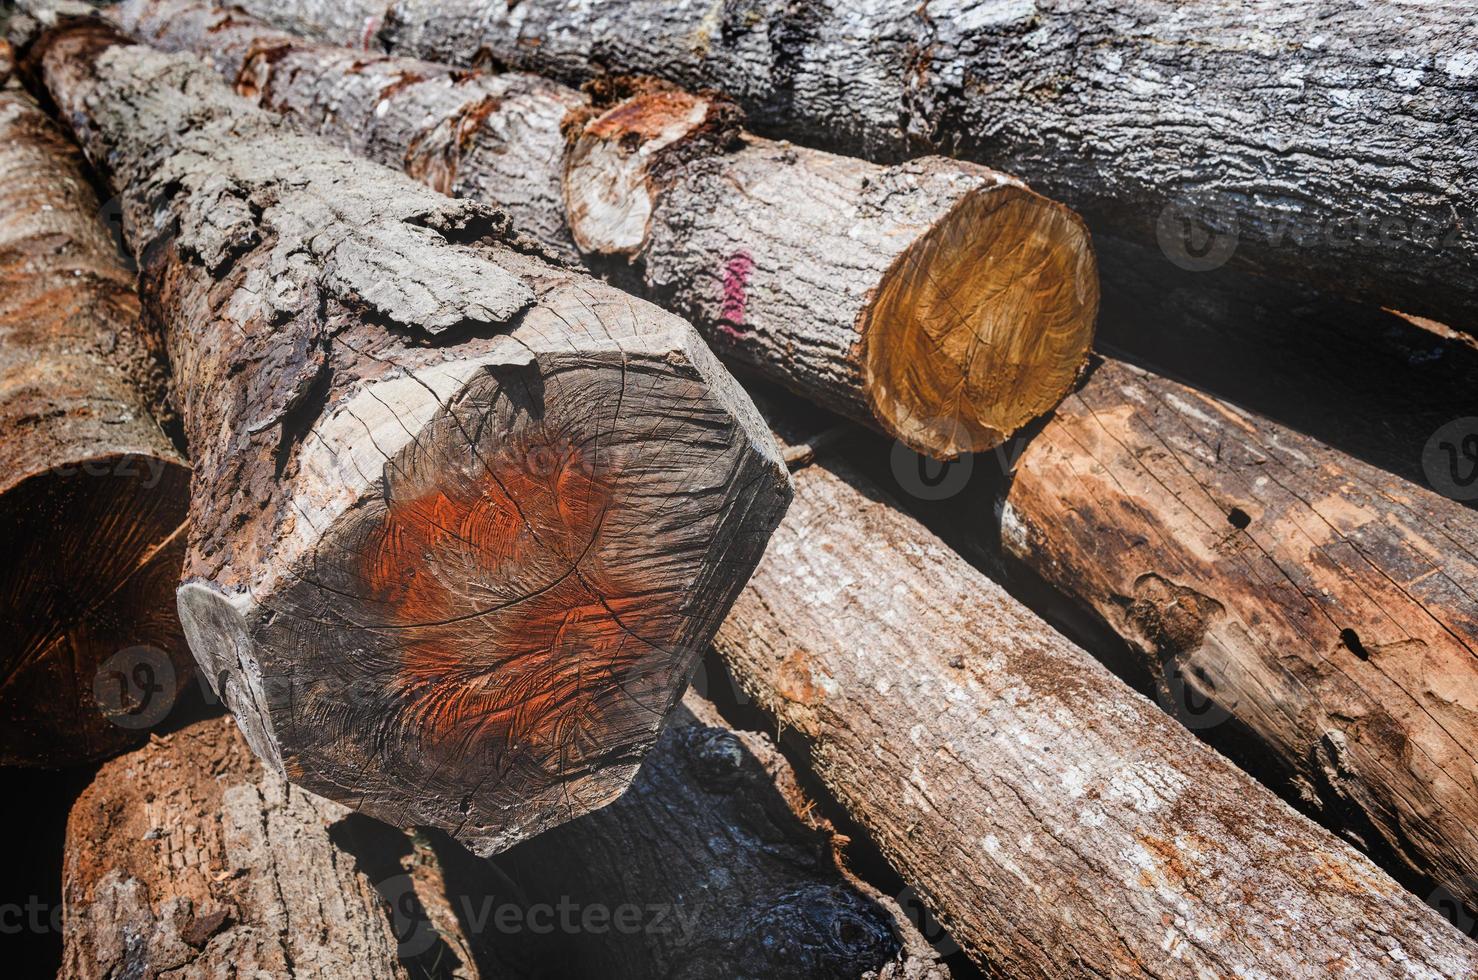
[[30, 18, 792, 856], [115, 0, 1100, 460], [228, 0, 1478, 333], [4, 1, 1477, 977], [116, 0, 1478, 929]]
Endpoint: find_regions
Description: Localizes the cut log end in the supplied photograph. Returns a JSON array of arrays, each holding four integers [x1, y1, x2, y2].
[[181, 329, 788, 855], [564, 89, 729, 257], [861, 187, 1100, 458], [0, 457, 191, 766]]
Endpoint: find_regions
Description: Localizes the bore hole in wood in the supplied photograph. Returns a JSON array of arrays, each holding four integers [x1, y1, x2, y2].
[[1226, 507, 1252, 530], [1340, 628, 1370, 661]]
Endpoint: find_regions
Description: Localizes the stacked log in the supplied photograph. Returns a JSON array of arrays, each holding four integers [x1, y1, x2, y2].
[[30, 19, 791, 855], [115, 0, 1101, 460], [1001, 355, 1478, 913], [706, 438, 1478, 974], [229, 0, 1478, 332], [59, 714, 488, 979], [449, 693, 948, 980], [0, 45, 191, 767], [61, 698, 945, 979], [114, 0, 1478, 923]]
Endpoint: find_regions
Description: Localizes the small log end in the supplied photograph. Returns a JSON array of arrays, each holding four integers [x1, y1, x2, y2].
[[862, 183, 1100, 458]]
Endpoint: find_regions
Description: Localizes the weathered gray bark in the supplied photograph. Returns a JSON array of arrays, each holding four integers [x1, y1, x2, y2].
[[233, 0, 1478, 332], [61, 714, 490, 979], [711, 442, 1478, 975], [32, 19, 790, 855], [115, 0, 584, 265], [448, 692, 948, 980], [0, 60, 192, 768], [1001, 355, 1478, 916], [117, 0, 1100, 460]]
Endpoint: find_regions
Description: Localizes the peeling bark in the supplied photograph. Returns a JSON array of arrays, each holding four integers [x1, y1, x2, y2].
[[0, 61, 192, 768], [31, 19, 791, 855], [711, 442, 1478, 975], [449, 693, 948, 980], [116, 0, 1099, 460], [1001, 355, 1478, 916], [232, 0, 1477, 332], [60, 714, 489, 979]]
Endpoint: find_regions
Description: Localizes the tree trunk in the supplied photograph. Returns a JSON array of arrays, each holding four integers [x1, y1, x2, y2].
[[442, 692, 949, 980], [711, 444, 1478, 976], [60, 714, 493, 979], [31, 19, 791, 856], [0, 60, 192, 768], [231, 0, 1477, 333], [1001, 354, 1478, 917], [115, 0, 1100, 460]]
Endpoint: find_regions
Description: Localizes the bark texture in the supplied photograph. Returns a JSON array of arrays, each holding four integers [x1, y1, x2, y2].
[[1001, 355, 1478, 914], [33, 21, 790, 855], [115, 0, 584, 265], [0, 64, 192, 768], [569, 88, 1098, 459], [61, 714, 490, 979], [447, 693, 948, 980], [712, 446, 1478, 976], [234, 0, 1477, 332], [117, 0, 1100, 460]]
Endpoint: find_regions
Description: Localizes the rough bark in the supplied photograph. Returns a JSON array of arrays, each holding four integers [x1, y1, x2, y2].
[[0, 59, 192, 768], [570, 88, 1099, 459], [443, 692, 948, 980], [117, 0, 1100, 460], [60, 714, 492, 979], [115, 0, 584, 266], [710, 444, 1478, 976], [1000, 355, 1478, 915], [234, 0, 1478, 332], [31, 20, 791, 855]]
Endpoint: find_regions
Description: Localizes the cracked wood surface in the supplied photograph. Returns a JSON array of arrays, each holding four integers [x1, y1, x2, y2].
[[0, 57, 191, 767], [116, 0, 1099, 460], [233, 0, 1477, 333], [32, 18, 790, 855], [60, 714, 489, 979], [1002, 356, 1478, 917], [712, 445, 1478, 976]]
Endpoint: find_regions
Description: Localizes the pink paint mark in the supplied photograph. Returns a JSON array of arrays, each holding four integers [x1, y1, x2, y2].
[[362, 16, 382, 50], [719, 250, 753, 339]]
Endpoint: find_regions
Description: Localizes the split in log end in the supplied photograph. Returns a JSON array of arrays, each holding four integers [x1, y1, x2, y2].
[[860, 187, 1100, 458]]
